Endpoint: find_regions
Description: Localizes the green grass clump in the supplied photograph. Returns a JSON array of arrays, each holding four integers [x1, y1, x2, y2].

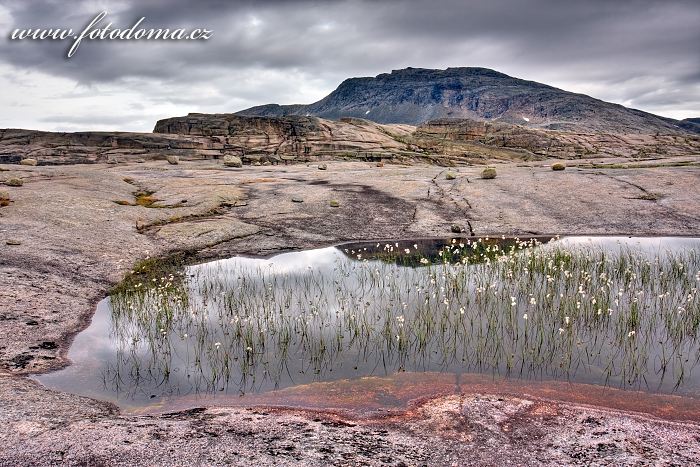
[[110, 253, 188, 296]]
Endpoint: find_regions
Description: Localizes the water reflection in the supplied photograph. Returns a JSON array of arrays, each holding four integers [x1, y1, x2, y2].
[[36, 236, 700, 408]]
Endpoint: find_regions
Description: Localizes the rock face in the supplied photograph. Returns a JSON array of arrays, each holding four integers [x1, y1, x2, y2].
[[0, 116, 417, 166], [2, 114, 698, 168], [0, 129, 222, 165], [154, 114, 416, 163], [237, 67, 690, 134], [415, 118, 568, 155], [411, 118, 700, 159]]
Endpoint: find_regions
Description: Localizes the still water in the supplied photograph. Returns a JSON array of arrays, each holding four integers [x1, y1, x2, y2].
[[36, 236, 700, 409]]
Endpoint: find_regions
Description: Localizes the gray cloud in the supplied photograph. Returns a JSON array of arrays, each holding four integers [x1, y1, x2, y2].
[[0, 0, 698, 131]]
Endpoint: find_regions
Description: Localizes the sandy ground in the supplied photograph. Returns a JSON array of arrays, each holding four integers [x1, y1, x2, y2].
[[1, 157, 700, 465]]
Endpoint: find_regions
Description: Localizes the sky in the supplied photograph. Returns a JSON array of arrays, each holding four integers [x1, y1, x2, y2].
[[0, 0, 698, 132]]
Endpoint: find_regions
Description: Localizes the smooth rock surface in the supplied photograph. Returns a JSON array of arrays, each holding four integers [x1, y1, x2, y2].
[[1, 158, 699, 465]]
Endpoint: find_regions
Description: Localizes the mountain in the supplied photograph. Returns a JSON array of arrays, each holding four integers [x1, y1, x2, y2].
[[237, 67, 689, 134], [679, 118, 700, 134]]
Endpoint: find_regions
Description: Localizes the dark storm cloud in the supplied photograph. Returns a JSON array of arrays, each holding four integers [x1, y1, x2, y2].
[[0, 0, 698, 131]]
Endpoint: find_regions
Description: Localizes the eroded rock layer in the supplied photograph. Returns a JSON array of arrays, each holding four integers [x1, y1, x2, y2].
[[1, 114, 698, 167]]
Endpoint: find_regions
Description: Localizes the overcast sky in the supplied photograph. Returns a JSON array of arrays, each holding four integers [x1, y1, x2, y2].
[[0, 0, 698, 132]]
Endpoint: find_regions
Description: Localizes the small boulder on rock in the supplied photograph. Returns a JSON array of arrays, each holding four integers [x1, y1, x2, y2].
[[318, 163, 328, 170], [223, 155, 243, 168], [480, 167, 497, 179], [291, 197, 304, 203], [0, 190, 10, 207], [451, 224, 463, 233], [5, 178, 23, 187], [20, 158, 38, 166], [551, 162, 566, 171], [329, 199, 340, 207], [166, 155, 179, 165], [445, 171, 457, 180]]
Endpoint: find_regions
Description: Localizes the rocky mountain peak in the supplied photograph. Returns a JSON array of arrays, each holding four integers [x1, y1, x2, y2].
[[237, 67, 691, 134]]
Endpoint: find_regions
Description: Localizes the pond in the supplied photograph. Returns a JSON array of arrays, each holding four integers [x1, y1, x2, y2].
[[35, 236, 700, 411]]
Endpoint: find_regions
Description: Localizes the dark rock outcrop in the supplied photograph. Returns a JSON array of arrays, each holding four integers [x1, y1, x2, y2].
[[237, 67, 690, 134]]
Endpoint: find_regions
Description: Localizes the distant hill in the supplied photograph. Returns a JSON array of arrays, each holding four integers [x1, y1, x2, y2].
[[679, 118, 700, 134], [237, 67, 691, 134]]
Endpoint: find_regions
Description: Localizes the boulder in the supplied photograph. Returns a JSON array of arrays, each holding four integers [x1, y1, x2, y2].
[[20, 158, 37, 166], [480, 167, 497, 179], [329, 199, 340, 208], [5, 178, 23, 187], [445, 171, 457, 180], [223, 155, 242, 168], [318, 163, 328, 170], [551, 162, 566, 171], [0, 190, 10, 207], [166, 155, 179, 165]]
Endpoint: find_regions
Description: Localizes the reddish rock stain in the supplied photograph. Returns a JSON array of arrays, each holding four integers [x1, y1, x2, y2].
[[135, 372, 700, 423]]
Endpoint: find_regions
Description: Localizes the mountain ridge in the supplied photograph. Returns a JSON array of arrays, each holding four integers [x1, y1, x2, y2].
[[237, 67, 693, 134]]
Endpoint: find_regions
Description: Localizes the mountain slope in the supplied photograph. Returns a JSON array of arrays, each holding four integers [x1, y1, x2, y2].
[[679, 118, 700, 134], [237, 67, 688, 134]]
